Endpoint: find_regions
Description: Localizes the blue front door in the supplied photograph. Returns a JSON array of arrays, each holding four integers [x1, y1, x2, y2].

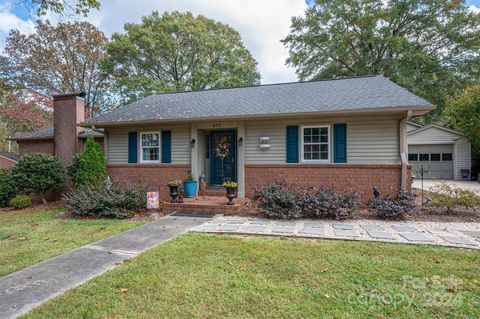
[[210, 130, 236, 185]]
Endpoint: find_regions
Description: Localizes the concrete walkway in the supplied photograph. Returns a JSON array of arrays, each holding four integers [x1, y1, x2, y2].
[[193, 216, 480, 250], [0, 215, 209, 319]]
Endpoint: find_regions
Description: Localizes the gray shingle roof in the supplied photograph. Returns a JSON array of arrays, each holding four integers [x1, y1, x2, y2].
[[85, 75, 433, 125], [11, 127, 103, 141]]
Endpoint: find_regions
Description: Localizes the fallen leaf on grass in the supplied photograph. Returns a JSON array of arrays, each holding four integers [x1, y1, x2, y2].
[[228, 261, 234, 266], [17, 237, 28, 241], [115, 261, 124, 265], [119, 288, 128, 293], [322, 267, 329, 273]]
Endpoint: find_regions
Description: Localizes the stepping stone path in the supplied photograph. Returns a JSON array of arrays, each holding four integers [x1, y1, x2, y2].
[[192, 217, 480, 250]]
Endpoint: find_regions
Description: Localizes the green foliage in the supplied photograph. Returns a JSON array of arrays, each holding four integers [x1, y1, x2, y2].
[[282, 0, 480, 121], [445, 85, 480, 151], [11, 153, 65, 202], [103, 11, 261, 103], [75, 136, 107, 186], [64, 179, 147, 219], [9, 195, 32, 209], [253, 181, 359, 220], [369, 188, 417, 219], [66, 153, 81, 186], [429, 182, 480, 213], [24, 0, 100, 16], [0, 168, 17, 207]]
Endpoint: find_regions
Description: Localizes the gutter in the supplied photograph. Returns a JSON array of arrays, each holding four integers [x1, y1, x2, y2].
[[399, 110, 412, 188], [78, 105, 435, 128]]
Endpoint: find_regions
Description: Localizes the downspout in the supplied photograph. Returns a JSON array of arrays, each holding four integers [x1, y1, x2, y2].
[[399, 111, 412, 188]]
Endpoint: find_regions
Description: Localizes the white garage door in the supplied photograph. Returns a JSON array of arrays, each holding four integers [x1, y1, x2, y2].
[[408, 144, 454, 180]]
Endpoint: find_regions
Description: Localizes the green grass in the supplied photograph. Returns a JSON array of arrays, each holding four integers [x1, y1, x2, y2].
[[24, 233, 480, 319], [0, 208, 144, 276]]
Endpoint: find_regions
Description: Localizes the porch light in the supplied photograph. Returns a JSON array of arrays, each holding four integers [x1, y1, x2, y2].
[[190, 138, 196, 147], [259, 136, 271, 149], [237, 137, 243, 146]]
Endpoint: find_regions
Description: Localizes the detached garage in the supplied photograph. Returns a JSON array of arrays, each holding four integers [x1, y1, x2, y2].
[[407, 122, 471, 180]]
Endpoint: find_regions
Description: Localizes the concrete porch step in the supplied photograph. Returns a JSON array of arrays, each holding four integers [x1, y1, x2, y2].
[[161, 196, 250, 215]]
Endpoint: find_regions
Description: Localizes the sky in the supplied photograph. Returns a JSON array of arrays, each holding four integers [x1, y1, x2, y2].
[[0, 0, 479, 84]]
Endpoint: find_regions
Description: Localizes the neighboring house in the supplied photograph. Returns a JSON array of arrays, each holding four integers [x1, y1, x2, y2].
[[407, 122, 471, 180], [10, 75, 434, 201], [0, 152, 18, 168]]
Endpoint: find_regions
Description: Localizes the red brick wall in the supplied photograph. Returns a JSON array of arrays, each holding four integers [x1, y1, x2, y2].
[[107, 164, 190, 200], [0, 156, 16, 167], [245, 164, 411, 203], [18, 140, 55, 156]]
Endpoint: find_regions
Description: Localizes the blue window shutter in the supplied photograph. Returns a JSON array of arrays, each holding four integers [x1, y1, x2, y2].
[[128, 132, 138, 163], [333, 124, 347, 163], [286, 126, 299, 163], [162, 130, 172, 163]]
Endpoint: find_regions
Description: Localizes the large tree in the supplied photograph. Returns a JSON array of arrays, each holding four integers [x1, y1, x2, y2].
[[282, 0, 480, 122], [103, 11, 261, 103], [0, 82, 52, 152], [18, 0, 100, 16], [445, 85, 480, 151], [0, 20, 112, 115]]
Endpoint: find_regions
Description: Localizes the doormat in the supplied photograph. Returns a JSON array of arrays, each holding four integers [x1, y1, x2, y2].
[[170, 212, 215, 218]]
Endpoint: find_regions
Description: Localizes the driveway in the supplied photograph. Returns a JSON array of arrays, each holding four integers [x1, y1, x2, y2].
[[413, 179, 480, 194]]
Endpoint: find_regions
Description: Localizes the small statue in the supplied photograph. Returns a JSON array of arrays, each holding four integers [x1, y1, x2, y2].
[[373, 187, 381, 199]]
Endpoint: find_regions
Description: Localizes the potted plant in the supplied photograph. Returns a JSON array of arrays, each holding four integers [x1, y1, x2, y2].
[[167, 180, 181, 203], [223, 181, 238, 205], [183, 172, 198, 198]]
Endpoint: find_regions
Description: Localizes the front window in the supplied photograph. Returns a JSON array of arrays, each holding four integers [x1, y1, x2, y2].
[[141, 132, 160, 162], [302, 126, 329, 161]]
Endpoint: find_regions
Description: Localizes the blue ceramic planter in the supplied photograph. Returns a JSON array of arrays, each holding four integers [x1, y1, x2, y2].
[[183, 181, 198, 198]]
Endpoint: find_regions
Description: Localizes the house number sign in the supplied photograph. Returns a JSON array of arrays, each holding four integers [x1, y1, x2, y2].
[[212, 122, 222, 128]]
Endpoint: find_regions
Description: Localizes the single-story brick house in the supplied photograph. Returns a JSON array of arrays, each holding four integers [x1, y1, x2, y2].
[[11, 75, 434, 201], [0, 152, 18, 168], [407, 122, 471, 180]]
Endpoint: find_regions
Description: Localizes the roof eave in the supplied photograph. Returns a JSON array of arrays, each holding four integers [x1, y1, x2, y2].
[[80, 105, 435, 128]]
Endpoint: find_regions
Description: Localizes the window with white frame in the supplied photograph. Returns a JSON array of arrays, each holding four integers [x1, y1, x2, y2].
[[301, 126, 329, 161], [140, 132, 160, 162]]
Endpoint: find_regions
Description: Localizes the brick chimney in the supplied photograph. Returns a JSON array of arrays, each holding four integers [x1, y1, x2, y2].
[[52, 92, 85, 165]]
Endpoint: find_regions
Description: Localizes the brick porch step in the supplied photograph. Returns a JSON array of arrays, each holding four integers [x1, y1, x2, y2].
[[199, 187, 226, 197], [161, 196, 249, 215]]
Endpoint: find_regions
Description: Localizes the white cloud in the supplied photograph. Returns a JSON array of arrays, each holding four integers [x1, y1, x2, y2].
[[0, 2, 35, 51], [469, 5, 480, 13], [0, 0, 307, 83]]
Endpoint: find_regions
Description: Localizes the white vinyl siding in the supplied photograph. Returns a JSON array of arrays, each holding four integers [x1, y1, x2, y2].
[[245, 115, 400, 164], [408, 126, 459, 144], [106, 125, 190, 164], [455, 137, 471, 179]]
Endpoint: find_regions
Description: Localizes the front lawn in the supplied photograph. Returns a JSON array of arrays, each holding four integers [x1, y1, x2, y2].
[[24, 233, 480, 318], [0, 206, 144, 276]]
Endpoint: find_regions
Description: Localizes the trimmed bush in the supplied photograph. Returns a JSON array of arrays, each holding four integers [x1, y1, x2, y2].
[[253, 182, 359, 220], [9, 195, 32, 209], [11, 153, 65, 203], [0, 168, 17, 207], [64, 178, 147, 218], [429, 182, 480, 212], [66, 153, 81, 186], [253, 182, 303, 219], [302, 187, 359, 220], [75, 136, 107, 187], [369, 187, 417, 219]]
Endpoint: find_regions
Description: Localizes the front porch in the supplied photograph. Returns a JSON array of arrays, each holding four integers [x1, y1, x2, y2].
[[161, 196, 251, 215], [191, 122, 246, 198]]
